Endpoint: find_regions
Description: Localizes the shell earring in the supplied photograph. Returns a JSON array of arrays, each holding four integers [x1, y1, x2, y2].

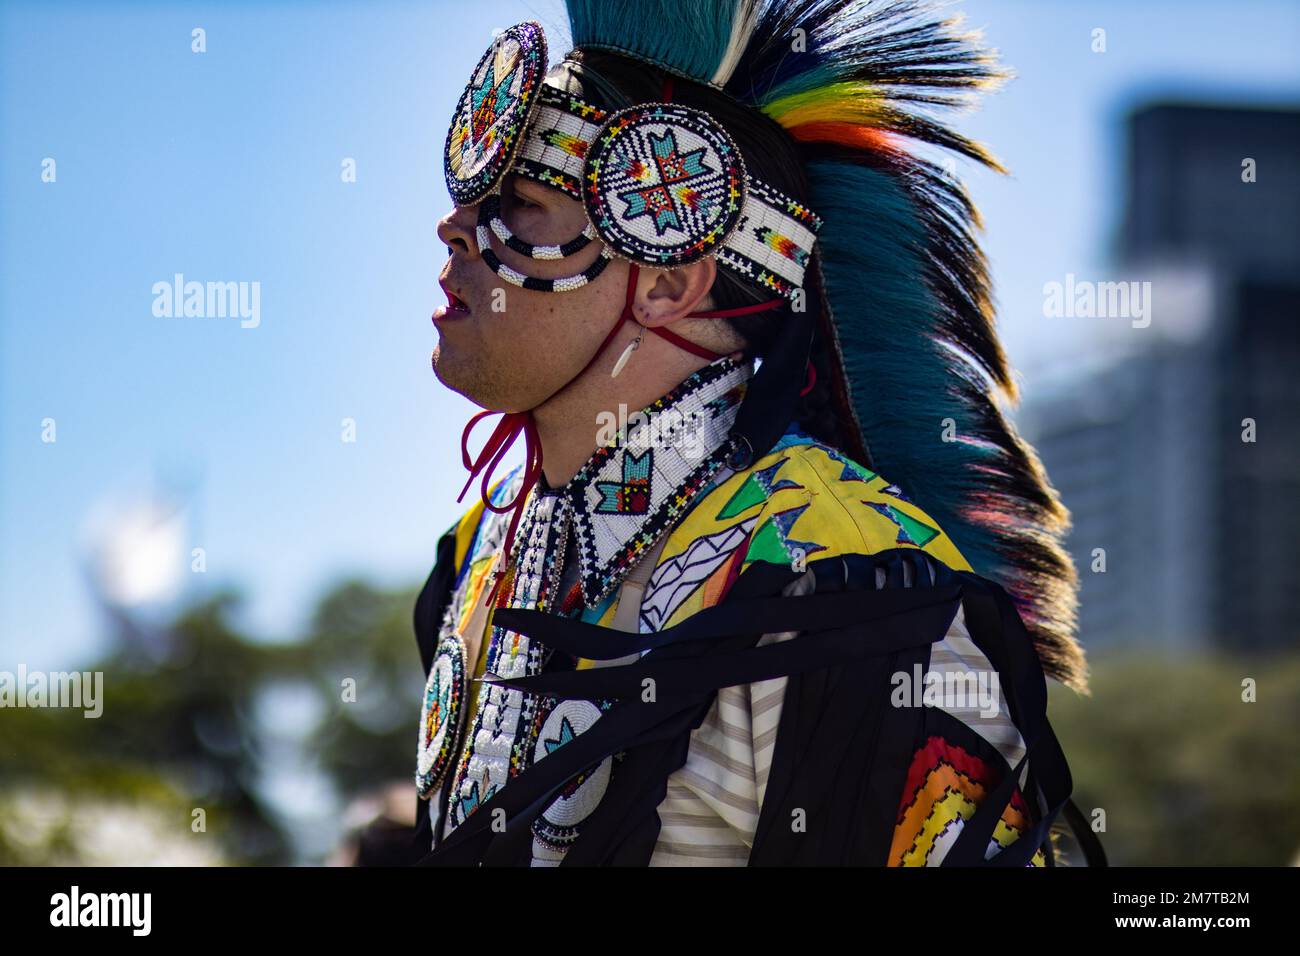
[[611, 326, 644, 378]]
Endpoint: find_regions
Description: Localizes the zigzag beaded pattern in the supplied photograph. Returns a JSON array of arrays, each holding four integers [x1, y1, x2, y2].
[[568, 357, 751, 606], [512, 86, 610, 200], [715, 178, 822, 293]]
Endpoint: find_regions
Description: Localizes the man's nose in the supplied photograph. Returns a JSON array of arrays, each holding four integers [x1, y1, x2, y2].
[[436, 203, 480, 259]]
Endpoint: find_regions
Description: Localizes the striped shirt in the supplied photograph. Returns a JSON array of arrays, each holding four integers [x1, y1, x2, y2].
[[643, 556, 1027, 866]]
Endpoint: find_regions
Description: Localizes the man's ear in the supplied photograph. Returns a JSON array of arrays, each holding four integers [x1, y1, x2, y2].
[[634, 258, 716, 327]]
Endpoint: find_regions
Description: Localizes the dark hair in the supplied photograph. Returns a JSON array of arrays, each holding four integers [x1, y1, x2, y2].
[[550, 50, 855, 455]]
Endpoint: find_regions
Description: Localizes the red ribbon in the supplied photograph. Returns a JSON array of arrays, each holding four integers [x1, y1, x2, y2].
[[457, 409, 543, 609]]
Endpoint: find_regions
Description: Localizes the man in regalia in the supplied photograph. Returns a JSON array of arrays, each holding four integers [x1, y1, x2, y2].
[[412, 0, 1103, 867]]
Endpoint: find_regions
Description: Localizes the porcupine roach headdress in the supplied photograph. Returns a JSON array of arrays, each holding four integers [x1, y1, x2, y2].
[[450, 0, 1086, 689]]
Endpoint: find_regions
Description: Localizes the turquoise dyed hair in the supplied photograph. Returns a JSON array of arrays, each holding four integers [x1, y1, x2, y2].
[[566, 0, 743, 85], [810, 162, 1009, 580], [807, 159, 1080, 688]]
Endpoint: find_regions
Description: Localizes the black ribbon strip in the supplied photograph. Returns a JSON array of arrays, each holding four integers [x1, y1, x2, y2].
[[489, 581, 963, 662], [480, 591, 961, 701], [940, 578, 1093, 866], [1062, 796, 1109, 867]]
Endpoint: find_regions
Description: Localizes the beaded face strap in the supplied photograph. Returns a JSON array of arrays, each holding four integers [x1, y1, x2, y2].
[[475, 197, 614, 292], [480, 193, 597, 260], [442, 21, 822, 300]]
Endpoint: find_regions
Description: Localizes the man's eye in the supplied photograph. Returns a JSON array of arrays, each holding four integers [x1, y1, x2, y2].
[[504, 184, 540, 211]]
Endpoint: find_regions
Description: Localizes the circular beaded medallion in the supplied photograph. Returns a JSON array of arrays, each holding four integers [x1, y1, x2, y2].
[[443, 21, 547, 206], [582, 103, 747, 267], [415, 637, 467, 797], [530, 699, 613, 852]]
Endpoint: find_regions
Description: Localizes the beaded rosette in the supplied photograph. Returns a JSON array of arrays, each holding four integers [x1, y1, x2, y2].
[[441, 21, 821, 299], [583, 103, 746, 267], [444, 21, 548, 207], [415, 634, 467, 797]]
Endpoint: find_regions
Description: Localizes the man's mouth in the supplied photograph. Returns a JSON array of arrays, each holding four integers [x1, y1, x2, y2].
[[433, 279, 471, 323]]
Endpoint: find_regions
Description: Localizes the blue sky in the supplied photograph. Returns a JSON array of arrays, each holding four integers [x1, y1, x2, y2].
[[2, 0, 1297, 670]]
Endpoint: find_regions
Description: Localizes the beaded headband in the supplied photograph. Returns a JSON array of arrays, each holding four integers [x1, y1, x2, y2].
[[442, 21, 822, 301]]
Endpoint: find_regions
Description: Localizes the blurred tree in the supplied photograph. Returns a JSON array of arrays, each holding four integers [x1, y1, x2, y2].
[[1049, 651, 1300, 866], [0, 590, 289, 865], [291, 579, 424, 802], [0, 577, 427, 865]]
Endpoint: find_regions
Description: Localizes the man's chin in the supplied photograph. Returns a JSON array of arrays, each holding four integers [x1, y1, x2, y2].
[[431, 345, 553, 413], [430, 346, 468, 396], [431, 346, 493, 408]]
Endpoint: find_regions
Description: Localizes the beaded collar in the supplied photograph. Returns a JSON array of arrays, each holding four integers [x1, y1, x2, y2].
[[518, 354, 754, 608], [427, 356, 753, 842]]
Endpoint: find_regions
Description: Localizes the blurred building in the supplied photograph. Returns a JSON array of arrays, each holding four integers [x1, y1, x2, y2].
[[1021, 103, 1300, 651]]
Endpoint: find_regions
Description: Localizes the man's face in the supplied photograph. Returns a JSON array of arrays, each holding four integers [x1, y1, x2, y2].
[[432, 173, 629, 412]]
